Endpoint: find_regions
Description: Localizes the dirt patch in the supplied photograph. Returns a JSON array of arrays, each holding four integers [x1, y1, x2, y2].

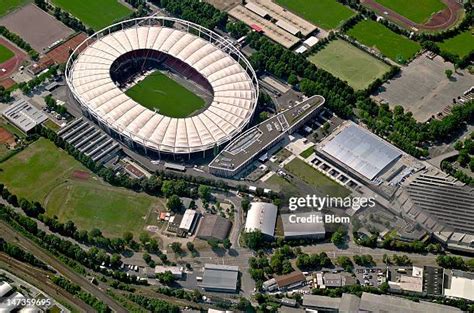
[[0, 127, 15, 146], [361, 0, 463, 31], [0, 4, 73, 52], [71, 170, 90, 180], [46, 32, 88, 64]]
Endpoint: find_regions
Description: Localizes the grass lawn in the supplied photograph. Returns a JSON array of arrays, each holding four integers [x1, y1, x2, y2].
[[300, 146, 315, 158], [126, 71, 205, 118], [437, 30, 474, 58], [308, 39, 390, 91], [0, 138, 163, 237], [275, 0, 355, 29], [0, 0, 30, 17], [51, 0, 132, 31], [375, 0, 446, 24], [284, 158, 350, 198], [0, 44, 14, 63], [347, 20, 421, 64]]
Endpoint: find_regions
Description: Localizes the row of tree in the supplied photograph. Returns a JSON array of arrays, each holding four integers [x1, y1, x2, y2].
[[51, 275, 110, 312], [0, 26, 38, 60], [0, 238, 48, 269]]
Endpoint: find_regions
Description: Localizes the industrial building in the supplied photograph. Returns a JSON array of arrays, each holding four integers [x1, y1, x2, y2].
[[58, 118, 122, 164], [281, 211, 326, 240], [2, 99, 47, 133], [66, 17, 258, 157], [196, 214, 232, 241], [244, 202, 278, 238], [178, 209, 200, 236], [154, 266, 183, 279], [319, 122, 402, 181], [201, 264, 239, 293], [263, 271, 306, 291], [444, 270, 474, 301], [302, 292, 462, 313]]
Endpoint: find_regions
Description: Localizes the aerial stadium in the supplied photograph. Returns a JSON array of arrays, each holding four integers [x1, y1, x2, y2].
[[65, 17, 259, 158]]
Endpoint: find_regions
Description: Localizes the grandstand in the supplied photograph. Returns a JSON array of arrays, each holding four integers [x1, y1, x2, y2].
[[66, 17, 258, 157]]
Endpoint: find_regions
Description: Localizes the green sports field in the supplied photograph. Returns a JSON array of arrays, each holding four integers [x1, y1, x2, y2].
[[347, 20, 421, 64], [126, 71, 206, 118], [0, 44, 15, 63], [275, 0, 355, 30], [0, 0, 30, 17], [51, 0, 132, 30], [437, 30, 474, 58], [284, 158, 350, 198], [0, 138, 163, 236], [375, 0, 446, 24], [308, 40, 390, 91]]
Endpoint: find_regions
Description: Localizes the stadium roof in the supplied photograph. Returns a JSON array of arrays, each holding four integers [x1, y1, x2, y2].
[[66, 17, 258, 154], [321, 122, 402, 180], [245, 202, 277, 237], [2, 99, 47, 133], [202, 264, 239, 292]]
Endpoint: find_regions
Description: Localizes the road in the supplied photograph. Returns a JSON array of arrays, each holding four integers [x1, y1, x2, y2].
[[0, 221, 127, 313]]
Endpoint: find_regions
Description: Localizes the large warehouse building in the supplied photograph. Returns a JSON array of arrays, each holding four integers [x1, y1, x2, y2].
[[319, 122, 402, 181], [244, 202, 278, 238], [66, 17, 258, 158]]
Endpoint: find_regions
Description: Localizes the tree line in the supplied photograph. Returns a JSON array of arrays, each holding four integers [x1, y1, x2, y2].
[[0, 26, 38, 60]]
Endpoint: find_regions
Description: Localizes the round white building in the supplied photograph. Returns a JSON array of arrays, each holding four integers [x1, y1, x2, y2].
[[66, 17, 258, 157]]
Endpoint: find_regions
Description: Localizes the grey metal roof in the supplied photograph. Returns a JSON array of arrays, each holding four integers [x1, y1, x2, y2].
[[2, 99, 47, 133], [201, 264, 239, 292], [321, 123, 401, 180], [245, 202, 277, 237], [281, 212, 325, 238]]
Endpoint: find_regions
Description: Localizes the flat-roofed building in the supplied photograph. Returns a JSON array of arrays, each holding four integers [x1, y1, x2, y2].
[[319, 122, 402, 181], [444, 270, 474, 301], [281, 211, 325, 240], [154, 265, 183, 279], [179, 209, 200, 236], [244, 2, 269, 17], [275, 19, 300, 36], [196, 214, 232, 241], [0, 281, 12, 297], [2, 99, 47, 133], [201, 264, 239, 293], [228, 5, 299, 49], [274, 271, 306, 291], [244, 202, 277, 238]]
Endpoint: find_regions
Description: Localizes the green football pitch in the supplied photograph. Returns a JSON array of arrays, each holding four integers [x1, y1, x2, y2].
[[275, 0, 355, 29], [308, 40, 390, 91], [0, 44, 14, 63], [0, 0, 29, 17], [0, 138, 163, 237], [437, 30, 474, 59], [126, 71, 206, 118], [347, 20, 421, 64], [375, 0, 446, 24], [51, 0, 132, 30]]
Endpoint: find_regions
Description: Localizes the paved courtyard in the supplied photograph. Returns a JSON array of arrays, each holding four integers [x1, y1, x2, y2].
[[373, 53, 473, 122]]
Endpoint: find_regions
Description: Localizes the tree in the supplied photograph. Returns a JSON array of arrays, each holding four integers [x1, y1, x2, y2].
[[198, 185, 211, 201], [166, 195, 182, 212], [243, 230, 264, 250], [207, 239, 219, 249], [156, 271, 175, 285], [336, 256, 353, 272], [223, 238, 232, 249], [241, 197, 250, 212], [445, 69, 453, 79], [170, 242, 182, 255], [288, 73, 298, 86], [139, 232, 150, 245], [123, 232, 133, 243], [331, 228, 346, 246]]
